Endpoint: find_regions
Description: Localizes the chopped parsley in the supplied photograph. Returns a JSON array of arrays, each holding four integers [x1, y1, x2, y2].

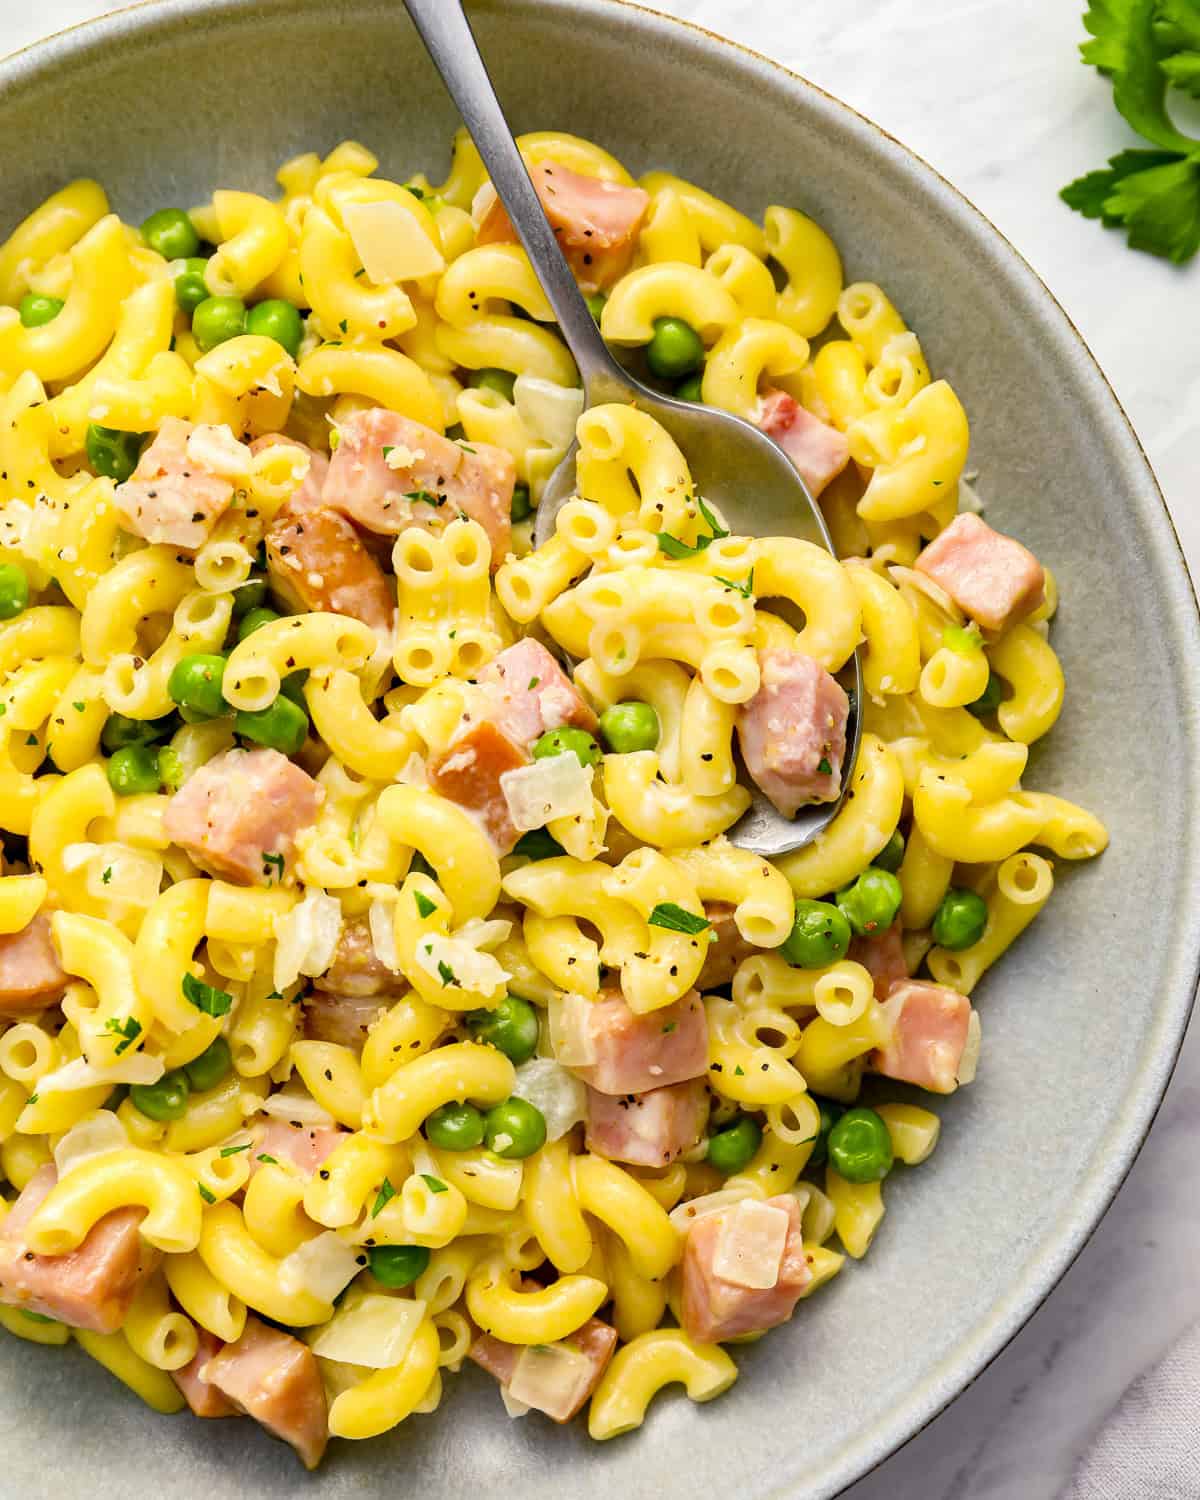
[[219, 1143, 250, 1158], [404, 488, 444, 507], [21, 1310, 56, 1324], [512, 828, 565, 861], [734, 1065, 745, 1076], [338, 319, 348, 333], [647, 902, 712, 936], [101, 867, 112, 885], [103, 1016, 142, 1056], [656, 530, 710, 560], [943, 623, 984, 654], [24, 733, 36, 746], [257, 1153, 278, 1165], [421, 1173, 448, 1194], [457, 442, 476, 454], [528, 676, 540, 690], [261, 851, 285, 882], [437, 959, 458, 987], [414, 890, 437, 919], [72, 701, 86, 713], [661, 1021, 677, 1034], [818, 757, 833, 775], [714, 567, 755, 598], [182, 972, 234, 1018], [372, 1177, 396, 1217], [696, 496, 729, 539], [197, 1184, 217, 1205]]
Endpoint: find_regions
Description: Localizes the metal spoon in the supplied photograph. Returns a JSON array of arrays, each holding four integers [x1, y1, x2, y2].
[[403, 0, 861, 858]]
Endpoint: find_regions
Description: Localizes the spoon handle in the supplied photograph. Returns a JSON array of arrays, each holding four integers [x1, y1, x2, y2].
[[403, 0, 626, 398]]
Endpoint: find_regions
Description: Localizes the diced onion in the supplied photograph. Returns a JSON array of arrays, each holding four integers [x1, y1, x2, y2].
[[711, 1199, 790, 1289], [257, 1090, 336, 1128], [309, 1292, 427, 1368], [511, 1057, 587, 1142], [274, 887, 343, 992], [454, 918, 512, 953], [956, 1009, 982, 1086], [278, 1231, 364, 1303], [186, 424, 253, 480], [368, 897, 400, 973], [547, 994, 596, 1068], [887, 563, 962, 622], [416, 935, 509, 998], [38, 1054, 165, 1092], [508, 1342, 594, 1415], [52, 1109, 129, 1179], [499, 1386, 531, 1420], [342, 199, 445, 283], [513, 376, 585, 453], [500, 757, 593, 832], [84, 844, 163, 909], [958, 473, 984, 514]]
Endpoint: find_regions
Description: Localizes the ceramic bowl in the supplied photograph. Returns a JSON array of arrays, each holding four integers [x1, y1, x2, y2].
[[0, 2, 1196, 1496]]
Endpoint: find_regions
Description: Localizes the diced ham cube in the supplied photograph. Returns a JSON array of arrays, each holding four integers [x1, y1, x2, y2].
[[585, 1079, 708, 1168], [0, 912, 69, 1014], [848, 919, 909, 1000], [203, 1315, 328, 1469], [0, 1165, 159, 1333], [477, 638, 597, 749], [914, 513, 1045, 634], [113, 416, 240, 551], [571, 988, 708, 1096], [681, 1193, 812, 1343], [265, 501, 394, 637], [250, 1120, 345, 1178], [427, 719, 528, 854], [476, 161, 649, 293], [697, 901, 756, 990], [755, 389, 850, 499], [323, 407, 513, 563], [871, 979, 972, 1094], [737, 649, 849, 817], [313, 916, 393, 997], [173, 1329, 239, 1418], [302, 990, 389, 1051], [249, 434, 329, 512], [163, 747, 321, 887], [469, 1315, 617, 1422]]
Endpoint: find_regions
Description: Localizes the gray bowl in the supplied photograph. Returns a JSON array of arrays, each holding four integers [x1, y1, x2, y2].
[[0, 2, 1196, 1496]]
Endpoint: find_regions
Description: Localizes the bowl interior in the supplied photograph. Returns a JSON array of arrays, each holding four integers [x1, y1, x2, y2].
[[0, 3, 1195, 1497]]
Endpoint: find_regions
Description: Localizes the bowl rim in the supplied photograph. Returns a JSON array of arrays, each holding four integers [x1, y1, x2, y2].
[[0, 1, 1197, 1495]]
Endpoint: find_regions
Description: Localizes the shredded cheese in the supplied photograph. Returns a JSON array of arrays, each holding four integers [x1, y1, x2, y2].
[[342, 199, 445, 283]]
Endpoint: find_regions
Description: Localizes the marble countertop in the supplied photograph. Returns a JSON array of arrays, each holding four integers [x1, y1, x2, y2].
[[4, 2, 1197, 1496]]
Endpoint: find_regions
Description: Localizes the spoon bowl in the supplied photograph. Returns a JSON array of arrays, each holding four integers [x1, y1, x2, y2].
[[404, 0, 863, 856]]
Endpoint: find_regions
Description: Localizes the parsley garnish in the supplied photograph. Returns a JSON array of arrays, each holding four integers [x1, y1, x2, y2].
[[182, 972, 233, 1018], [257, 1153, 278, 1165], [734, 1065, 745, 1076], [372, 1177, 396, 1217], [528, 676, 540, 690], [662, 1021, 677, 1034], [101, 867, 112, 885], [197, 1184, 217, 1204], [72, 701, 85, 712], [261, 851, 285, 882], [25, 1093, 37, 1106], [942, 623, 984, 654], [103, 1016, 142, 1056], [714, 568, 755, 598], [24, 733, 36, 746], [647, 902, 711, 936], [656, 530, 710, 560], [818, 757, 833, 775], [339, 319, 348, 333], [457, 442, 476, 454], [437, 959, 458, 987], [21, 1310, 55, 1324], [414, 891, 436, 919], [512, 828, 565, 861], [219, 1143, 250, 1157], [696, 496, 729, 538], [421, 1173, 448, 1194], [404, 488, 444, 507]]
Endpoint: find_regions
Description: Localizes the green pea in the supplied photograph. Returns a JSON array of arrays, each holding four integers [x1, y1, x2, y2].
[[872, 829, 906, 874], [280, 670, 309, 707], [598, 701, 659, 754], [827, 1106, 893, 1183], [245, 299, 305, 360], [806, 1098, 843, 1169], [85, 424, 144, 483], [966, 670, 1004, 719], [484, 1098, 547, 1159], [183, 1036, 232, 1093], [931, 887, 988, 950], [192, 295, 247, 353], [836, 868, 903, 938], [470, 367, 516, 401], [158, 747, 185, 793], [235, 694, 309, 755], [174, 257, 211, 315], [167, 653, 228, 719], [231, 577, 269, 618], [510, 483, 532, 523], [101, 712, 173, 754], [106, 744, 161, 797], [674, 373, 704, 402], [130, 1068, 190, 1122], [0, 563, 29, 621], [532, 725, 602, 768], [706, 1115, 762, 1175], [645, 317, 704, 379], [368, 1244, 430, 1288], [466, 994, 539, 1065], [140, 207, 201, 262], [237, 606, 281, 642], [585, 292, 607, 323], [18, 293, 63, 328], [511, 829, 565, 861], [779, 899, 851, 968], [424, 1101, 485, 1152]]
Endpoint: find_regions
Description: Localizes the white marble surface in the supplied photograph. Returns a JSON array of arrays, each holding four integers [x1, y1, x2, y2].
[[4, 2, 1198, 1497]]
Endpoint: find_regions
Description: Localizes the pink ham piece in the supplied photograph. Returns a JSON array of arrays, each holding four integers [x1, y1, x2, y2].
[[323, 407, 513, 563], [163, 747, 321, 887], [477, 638, 598, 747], [470, 1315, 618, 1422], [0, 912, 69, 1014], [302, 990, 389, 1051], [112, 416, 241, 551], [476, 161, 649, 293], [0, 1165, 159, 1333], [871, 979, 973, 1094], [681, 1193, 812, 1343], [313, 915, 393, 997], [203, 1315, 328, 1469], [755, 389, 850, 499], [427, 719, 527, 855], [172, 1328, 239, 1418], [250, 1119, 345, 1177], [848, 920, 909, 1001], [570, 988, 708, 1096], [585, 1078, 708, 1168], [737, 649, 849, 816], [914, 513, 1045, 635], [698, 901, 756, 990]]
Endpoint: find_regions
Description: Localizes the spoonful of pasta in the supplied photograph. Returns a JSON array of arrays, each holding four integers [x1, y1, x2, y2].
[[402, 0, 862, 859]]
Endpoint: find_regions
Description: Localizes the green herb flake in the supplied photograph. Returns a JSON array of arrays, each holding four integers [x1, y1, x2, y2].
[[101, 867, 112, 885], [405, 488, 445, 507], [818, 757, 833, 775], [421, 1173, 448, 1194], [662, 1021, 677, 1034], [257, 1153, 278, 1165], [339, 319, 349, 333], [734, 1065, 745, 1076], [21, 1310, 56, 1324], [942, 623, 984, 654], [182, 972, 234, 1018], [437, 959, 458, 987], [197, 1184, 217, 1205], [714, 568, 754, 598], [696, 495, 729, 539], [219, 1143, 250, 1158], [103, 1015, 142, 1056], [372, 1177, 396, 1217], [72, 701, 86, 713], [261, 850, 285, 882], [647, 902, 711, 936], [414, 890, 436, 919]]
